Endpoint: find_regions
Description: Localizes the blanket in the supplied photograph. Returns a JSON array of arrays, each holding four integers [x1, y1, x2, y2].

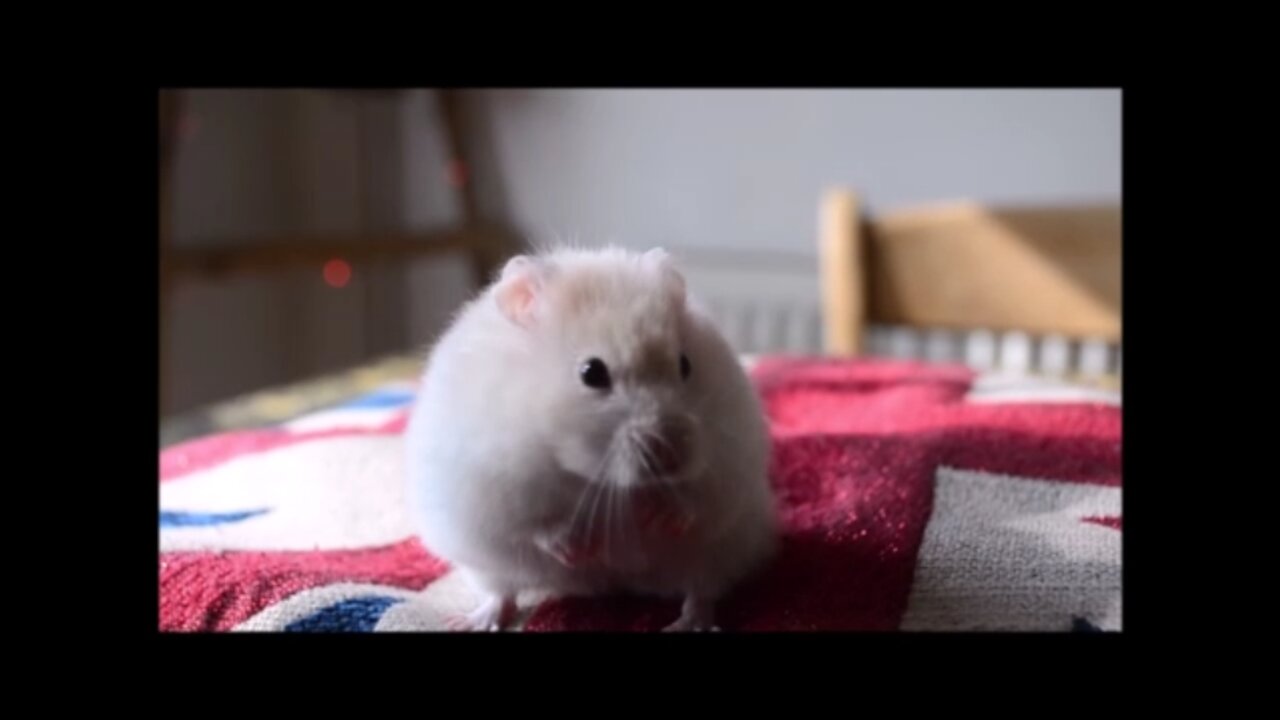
[[159, 357, 1121, 631]]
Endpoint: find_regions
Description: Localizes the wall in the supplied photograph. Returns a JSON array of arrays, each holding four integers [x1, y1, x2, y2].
[[164, 89, 1121, 414], [466, 89, 1121, 254]]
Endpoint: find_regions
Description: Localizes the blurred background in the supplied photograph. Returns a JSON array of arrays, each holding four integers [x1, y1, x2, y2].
[[158, 88, 1120, 432]]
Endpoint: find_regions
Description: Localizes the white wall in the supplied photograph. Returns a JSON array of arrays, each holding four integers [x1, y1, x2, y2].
[[467, 89, 1121, 255]]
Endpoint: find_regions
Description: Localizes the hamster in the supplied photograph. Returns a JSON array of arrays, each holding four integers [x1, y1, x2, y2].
[[404, 246, 777, 631]]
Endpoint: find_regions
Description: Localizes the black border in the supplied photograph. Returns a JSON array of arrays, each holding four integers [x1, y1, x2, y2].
[[51, 84, 1170, 677]]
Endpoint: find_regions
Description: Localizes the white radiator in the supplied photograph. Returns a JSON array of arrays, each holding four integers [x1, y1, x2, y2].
[[679, 254, 1121, 380]]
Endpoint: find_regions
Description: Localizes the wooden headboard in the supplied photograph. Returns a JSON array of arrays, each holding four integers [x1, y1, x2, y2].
[[819, 189, 1121, 357]]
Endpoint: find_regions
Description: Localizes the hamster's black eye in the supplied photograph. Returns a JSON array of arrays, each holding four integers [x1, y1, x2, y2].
[[680, 353, 691, 380], [580, 358, 612, 390]]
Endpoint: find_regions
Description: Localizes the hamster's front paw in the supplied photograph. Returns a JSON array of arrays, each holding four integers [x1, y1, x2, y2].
[[634, 488, 694, 538], [535, 529, 600, 568], [662, 616, 722, 632], [446, 594, 517, 632], [661, 595, 720, 632]]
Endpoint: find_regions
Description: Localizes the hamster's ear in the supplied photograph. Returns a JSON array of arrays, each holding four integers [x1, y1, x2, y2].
[[494, 255, 546, 327], [643, 247, 686, 306]]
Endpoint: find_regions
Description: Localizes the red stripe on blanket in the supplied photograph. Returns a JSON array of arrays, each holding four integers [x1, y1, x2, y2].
[[159, 539, 448, 631], [1083, 516, 1122, 530], [160, 412, 410, 482], [756, 358, 1120, 486]]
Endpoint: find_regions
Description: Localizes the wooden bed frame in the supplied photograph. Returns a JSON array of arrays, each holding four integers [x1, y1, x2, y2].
[[157, 89, 521, 414], [818, 188, 1121, 359]]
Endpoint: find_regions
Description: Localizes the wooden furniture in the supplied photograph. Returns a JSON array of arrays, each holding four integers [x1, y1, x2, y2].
[[818, 188, 1121, 358], [159, 92, 181, 414], [157, 89, 520, 413]]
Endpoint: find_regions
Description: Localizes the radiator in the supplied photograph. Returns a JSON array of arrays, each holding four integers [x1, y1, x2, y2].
[[680, 256, 1121, 380]]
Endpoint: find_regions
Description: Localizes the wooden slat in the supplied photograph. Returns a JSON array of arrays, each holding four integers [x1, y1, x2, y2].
[[159, 89, 182, 414], [162, 228, 504, 281], [818, 189, 865, 355], [866, 201, 1120, 341], [435, 89, 479, 224], [433, 89, 502, 289]]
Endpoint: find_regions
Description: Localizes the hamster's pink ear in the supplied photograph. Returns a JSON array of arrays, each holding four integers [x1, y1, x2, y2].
[[643, 247, 686, 306], [494, 255, 545, 327]]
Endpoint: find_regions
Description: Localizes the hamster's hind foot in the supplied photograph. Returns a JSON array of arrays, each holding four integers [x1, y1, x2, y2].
[[661, 594, 721, 632], [447, 594, 517, 632]]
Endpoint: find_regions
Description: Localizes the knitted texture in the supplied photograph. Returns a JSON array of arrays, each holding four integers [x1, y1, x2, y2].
[[159, 358, 1121, 632]]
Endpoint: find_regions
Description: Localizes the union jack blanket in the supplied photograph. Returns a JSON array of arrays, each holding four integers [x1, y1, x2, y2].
[[159, 357, 1121, 632]]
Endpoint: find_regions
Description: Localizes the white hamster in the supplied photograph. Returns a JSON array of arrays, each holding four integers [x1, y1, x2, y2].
[[404, 246, 777, 631]]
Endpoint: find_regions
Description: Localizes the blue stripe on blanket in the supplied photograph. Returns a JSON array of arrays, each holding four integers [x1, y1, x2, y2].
[[284, 596, 405, 632], [159, 508, 271, 528], [334, 390, 415, 410]]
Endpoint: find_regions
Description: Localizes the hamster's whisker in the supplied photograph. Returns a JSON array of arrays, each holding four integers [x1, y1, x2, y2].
[[568, 477, 597, 541], [631, 429, 694, 519], [605, 482, 619, 564], [585, 481, 606, 555], [619, 481, 640, 553], [624, 427, 696, 525], [630, 431, 661, 476], [631, 429, 676, 479], [573, 436, 627, 551]]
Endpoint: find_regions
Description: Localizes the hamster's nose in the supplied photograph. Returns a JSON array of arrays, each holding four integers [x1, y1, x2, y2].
[[643, 437, 682, 475], [640, 418, 691, 476]]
